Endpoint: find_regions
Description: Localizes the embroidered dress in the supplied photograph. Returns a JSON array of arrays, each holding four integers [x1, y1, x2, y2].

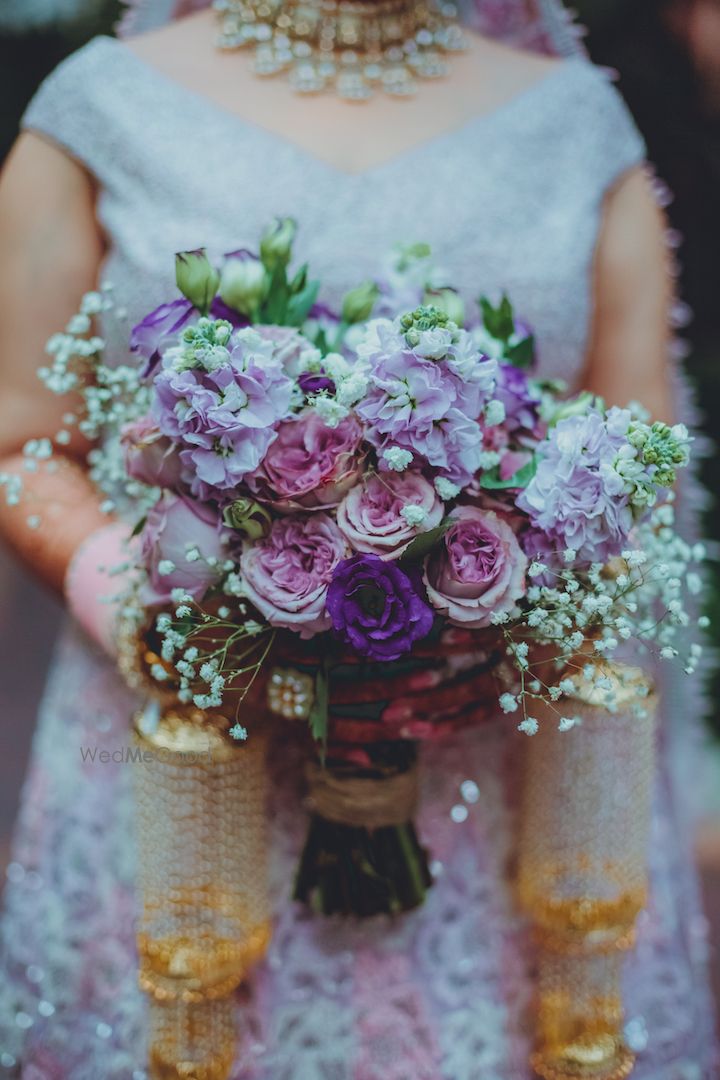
[[0, 30, 717, 1080]]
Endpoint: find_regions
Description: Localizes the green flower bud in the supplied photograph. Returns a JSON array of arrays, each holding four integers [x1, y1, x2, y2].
[[400, 304, 451, 333], [395, 242, 431, 271], [654, 468, 675, 487], [219, 251, 269, 317], [260, 217, 297, 271], [175, 249, 220, 314], [341, 281, 379, 324], [424, 287, 465, 326], [222, 498, 272, 540], [627, 425, 648, 449]]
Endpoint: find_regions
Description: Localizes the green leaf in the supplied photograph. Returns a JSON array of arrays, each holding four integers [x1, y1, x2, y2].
[[260, 263, 289, 324], [286, 279, 320, 327], [479, 293, 515, 343], [401, 520, 452, 562], [130, 515, 147, 538], [308, 662, 329, 753], [288, 262, 308, 295], [505, 334, 534, 370], [479, 457, 537, 491]]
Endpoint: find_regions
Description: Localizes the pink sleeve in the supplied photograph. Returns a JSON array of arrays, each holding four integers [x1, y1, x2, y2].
[[64, 522, 135, 656]]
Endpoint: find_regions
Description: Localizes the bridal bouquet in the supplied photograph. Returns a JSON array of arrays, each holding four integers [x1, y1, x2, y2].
[[12, 221, 704, 915]]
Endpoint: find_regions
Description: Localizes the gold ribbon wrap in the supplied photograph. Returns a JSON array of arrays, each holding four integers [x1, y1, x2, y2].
[[132, 706, 271, 1080], [517, 663, 657, 1080]]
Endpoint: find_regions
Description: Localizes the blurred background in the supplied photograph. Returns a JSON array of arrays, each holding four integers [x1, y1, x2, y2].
[[0, 0, 718, 1000]]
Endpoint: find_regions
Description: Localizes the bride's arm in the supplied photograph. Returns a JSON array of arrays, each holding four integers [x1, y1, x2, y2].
[[583, 166, 674, 422], [0, 133, 109, 592]]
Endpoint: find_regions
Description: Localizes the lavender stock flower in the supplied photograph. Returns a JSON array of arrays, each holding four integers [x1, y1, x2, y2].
[[355, 317, 496, 486], [152, 328, 293, 500], [517, 409, 634, 565]]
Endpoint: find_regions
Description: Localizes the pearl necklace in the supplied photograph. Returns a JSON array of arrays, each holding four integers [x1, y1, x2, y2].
[[214, 0, 466, 99]]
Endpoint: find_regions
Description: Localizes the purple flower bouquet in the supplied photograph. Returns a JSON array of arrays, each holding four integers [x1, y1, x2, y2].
[[22, 222, 703, 916]]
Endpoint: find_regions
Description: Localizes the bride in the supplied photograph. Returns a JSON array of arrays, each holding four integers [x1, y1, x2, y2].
[[0, 0, 716, 1076]]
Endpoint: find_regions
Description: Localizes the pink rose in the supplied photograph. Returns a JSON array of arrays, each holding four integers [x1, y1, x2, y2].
[[239, 512, 347, 636], [424, 506, 527, 627], [246, 410, 364, 511], [121, 415, 183, 490], [337, 472, 444, 560], [141, 494, 226, 603]]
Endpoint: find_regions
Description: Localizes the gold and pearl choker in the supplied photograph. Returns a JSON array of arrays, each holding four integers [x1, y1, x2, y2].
[[214, 0, 466, 99]]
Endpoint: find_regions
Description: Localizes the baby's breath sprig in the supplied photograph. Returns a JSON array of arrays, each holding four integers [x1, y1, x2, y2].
[[154, 590, 275, 719], [495, 499, 706, 734]]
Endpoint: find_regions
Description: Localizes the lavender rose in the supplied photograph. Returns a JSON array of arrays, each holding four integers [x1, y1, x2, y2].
[[141, 494, 226, 603], [337, 472, 443, 559], [327, 554, 434, 661], [121, 416, 183, 490], [424, 506, 527, 627], [239, 513, 346, 637], [246, 409, 363, 511]]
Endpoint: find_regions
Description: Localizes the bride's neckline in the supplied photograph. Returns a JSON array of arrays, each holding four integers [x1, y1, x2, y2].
[[99, 35, 580, 180]]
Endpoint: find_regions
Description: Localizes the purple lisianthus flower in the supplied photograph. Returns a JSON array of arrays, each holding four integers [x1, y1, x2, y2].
[[298, 369, 335, 395], [327, 553, 434, 661], [131, 299, 195, 378], [516, 409, 633, 565], [210, 296, 250, 327], [141, 493, 225, 603], [246, 409, 363, 511], [152, 328, 294, 500], [424, 506, 527, 627], [239, 513, 346, 637]]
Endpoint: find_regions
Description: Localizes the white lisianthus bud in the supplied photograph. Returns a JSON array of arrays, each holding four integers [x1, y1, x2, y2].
[[219, 250, 269, 316], [259, 216, 297, 271], [175, 249, 220, 314], [342, 281, 379, 324]]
